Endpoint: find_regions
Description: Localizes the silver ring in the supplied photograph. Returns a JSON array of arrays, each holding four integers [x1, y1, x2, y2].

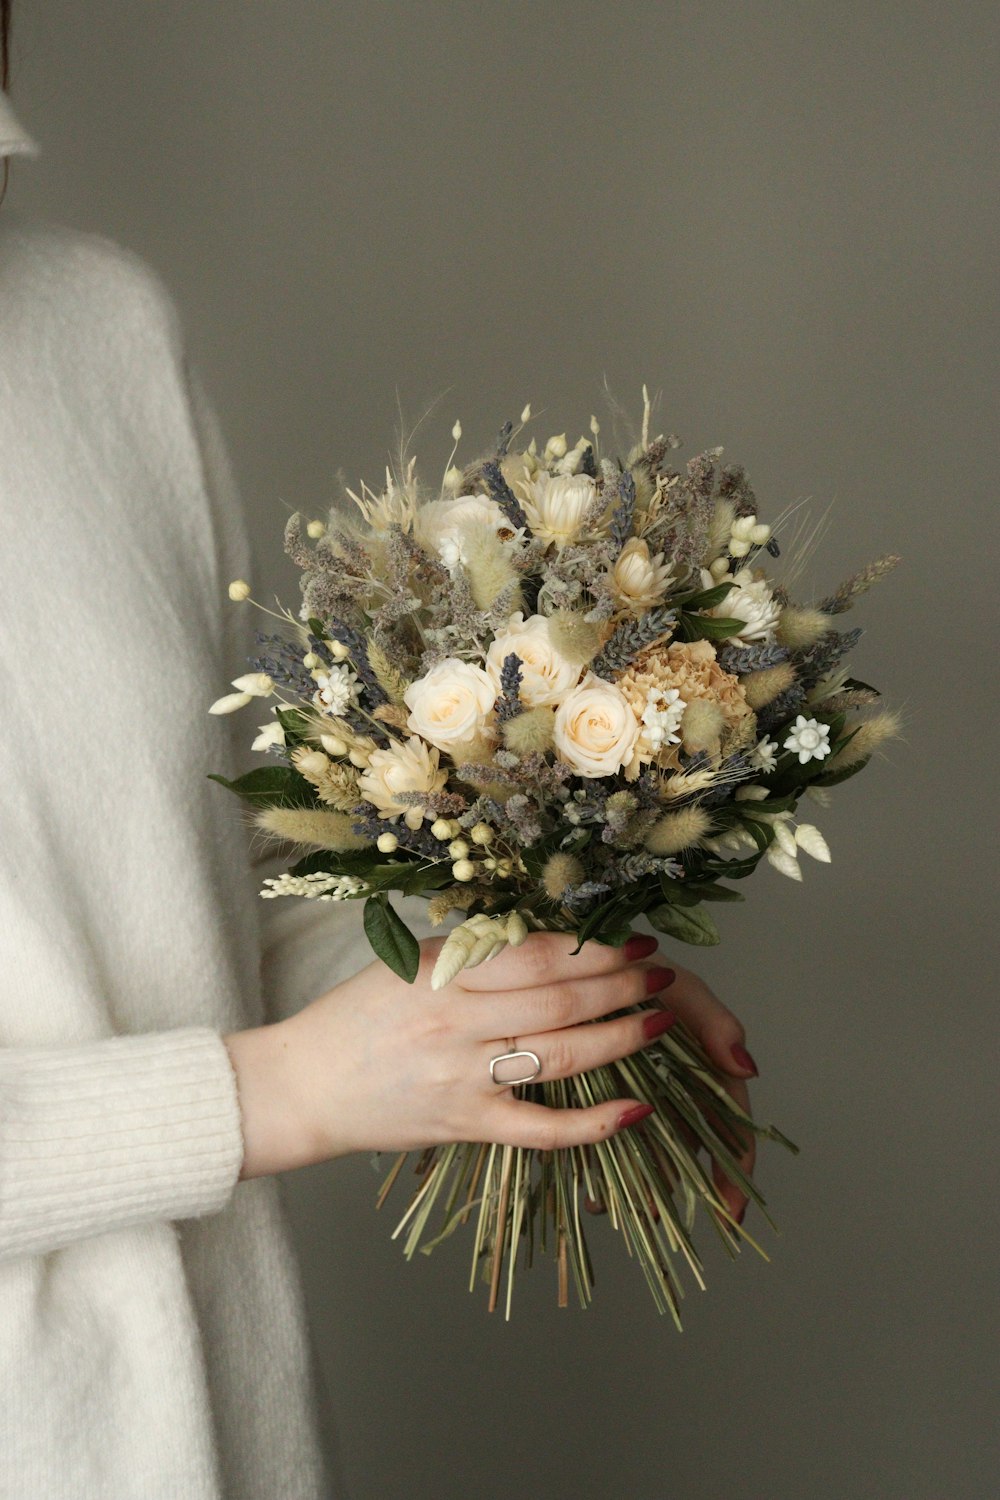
[[489, 1037, 542, 1087]]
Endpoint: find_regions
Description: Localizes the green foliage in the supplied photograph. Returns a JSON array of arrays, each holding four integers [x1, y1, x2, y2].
[[208, 766, 314, 809], [647, 902, 721, 946], [275, 707, 314, 743], [676, 613, 747, 642], [363, 893, 421, 983], [674, 581, 735, 610]]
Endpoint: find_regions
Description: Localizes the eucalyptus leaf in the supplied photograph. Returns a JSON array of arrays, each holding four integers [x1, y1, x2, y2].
[[363, 895, 421, 983], [677, 613, 747, 642]]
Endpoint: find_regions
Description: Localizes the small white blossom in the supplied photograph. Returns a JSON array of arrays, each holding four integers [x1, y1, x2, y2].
[[640, 687, 685, 752], [751, 736, 779, 772], [260, 872, 367, 901], [783, 715, 832, 764], [313, 665, 362, 716]]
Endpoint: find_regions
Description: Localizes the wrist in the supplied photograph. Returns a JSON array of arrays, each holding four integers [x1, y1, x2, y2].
[[223, 1020, 328, 1180]]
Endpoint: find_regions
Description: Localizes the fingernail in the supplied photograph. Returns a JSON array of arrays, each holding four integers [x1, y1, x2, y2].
[[624, 934, 658, 962], [730, 1042, 758, 1076], [644, 965, 676, 995], [618, 1103, 655, 1130], [642, 1009, 677, 1041]]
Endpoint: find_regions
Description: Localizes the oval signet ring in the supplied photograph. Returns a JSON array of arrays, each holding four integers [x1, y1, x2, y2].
[[489, 1047, 542, 1086]]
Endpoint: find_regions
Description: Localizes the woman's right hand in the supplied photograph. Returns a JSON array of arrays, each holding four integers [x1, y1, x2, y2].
[[224, 930, 678, 1179]]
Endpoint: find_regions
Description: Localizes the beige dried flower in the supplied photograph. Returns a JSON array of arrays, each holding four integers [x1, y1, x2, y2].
[[618, 638, 754, 771]]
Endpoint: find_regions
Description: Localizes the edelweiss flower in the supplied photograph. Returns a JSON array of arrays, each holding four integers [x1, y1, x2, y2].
[[612, 537, 675, 610], [313, 665, 362, 717], [710, 567, 781, 641], [783, 715, 832, 764], [516, 472, 604, 548]]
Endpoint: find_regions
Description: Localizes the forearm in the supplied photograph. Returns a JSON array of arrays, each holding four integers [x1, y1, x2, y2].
[[223, 1019, 329, 1179]]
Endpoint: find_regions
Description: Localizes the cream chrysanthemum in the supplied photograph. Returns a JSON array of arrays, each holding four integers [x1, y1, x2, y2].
[[611, 537, 675, 610], [515, 472, 606, 548]]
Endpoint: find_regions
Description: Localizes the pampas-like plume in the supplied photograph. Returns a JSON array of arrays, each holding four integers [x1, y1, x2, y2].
[[706, 497, 737, 559], [290, 746, 361, 811], [822, 710, 902, 773], [542, 853, 585, 900], [427, 886, 478, 926], [680, 699, 725, 755], [741, 662, 797, 710], [644, 805, 714, 856], [462, 527, 522, 611], [817, 555, 901, 616], [546, 608, 604, 666], [254, 806, 371, 852], [366, 639, 410, 705], [776, 607, 832, 650], [502, 705, 556, 755]]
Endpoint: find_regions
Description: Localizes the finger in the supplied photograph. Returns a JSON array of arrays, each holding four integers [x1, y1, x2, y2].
[[456, 929, 661, 993], [653, 963, 759, 1081], [491, 1004, 677, 1084], [480, 1095, 655, 1151], [704, 1076, 756, 1225], [469, 958, 677, 1040]]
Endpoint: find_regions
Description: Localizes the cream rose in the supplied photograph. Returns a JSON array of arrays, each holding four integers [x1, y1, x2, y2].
[[415, 494, 512, 567], [553, 674, 641, 778], [515, 472, 604, 548], [485, 612, 582, 708], [612, 537, 675, 610], [356, 735, 448, 826], [403, 658, 497, 753]]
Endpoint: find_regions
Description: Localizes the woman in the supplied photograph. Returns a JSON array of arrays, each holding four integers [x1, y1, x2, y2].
[[0, 23, 757, 1500]]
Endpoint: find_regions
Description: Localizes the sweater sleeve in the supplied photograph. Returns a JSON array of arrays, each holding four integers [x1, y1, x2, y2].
[[0, 1027, 245, 1261]]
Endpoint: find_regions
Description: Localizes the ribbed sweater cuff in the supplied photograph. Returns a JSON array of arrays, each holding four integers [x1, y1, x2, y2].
[[0, 1027, 245, 1259]]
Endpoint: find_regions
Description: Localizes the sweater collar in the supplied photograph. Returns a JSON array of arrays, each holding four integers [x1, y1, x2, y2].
[[0, 87, 39, 158]]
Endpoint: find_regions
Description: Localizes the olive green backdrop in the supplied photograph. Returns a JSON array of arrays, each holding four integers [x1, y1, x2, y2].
[[8, 3, 996, 1497]]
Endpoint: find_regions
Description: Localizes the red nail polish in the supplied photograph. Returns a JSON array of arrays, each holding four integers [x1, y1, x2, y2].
[[624, 934, 658, 962], [644, 965, 676, 995], [642, 1009, 677, 1041], [618, 1103, 655, 1130], [730, 1042, 758, 1076]]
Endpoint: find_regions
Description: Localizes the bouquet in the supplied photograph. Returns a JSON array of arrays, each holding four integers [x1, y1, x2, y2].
[[210, 389, 899, 1320]]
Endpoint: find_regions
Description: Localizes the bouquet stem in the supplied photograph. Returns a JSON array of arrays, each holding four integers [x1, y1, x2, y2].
[[377, 1015, 799, 1321]]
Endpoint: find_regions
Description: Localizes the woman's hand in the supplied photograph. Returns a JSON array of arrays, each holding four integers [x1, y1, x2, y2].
[[224, 931, 757, 1227], [224, 929, 682, 1179]]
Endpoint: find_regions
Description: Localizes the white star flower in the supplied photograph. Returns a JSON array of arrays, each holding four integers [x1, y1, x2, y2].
[[313, 665, 362, 716], [783, 715, 832, 764], [751, 736, 779, 771], [640, 687, 686, 752]]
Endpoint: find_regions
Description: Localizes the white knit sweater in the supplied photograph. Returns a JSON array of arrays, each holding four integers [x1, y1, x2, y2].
[[0, 97, 360, 1497]]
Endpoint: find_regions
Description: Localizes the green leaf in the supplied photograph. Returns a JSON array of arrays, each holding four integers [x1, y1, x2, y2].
[[275, 707, 314, 740], [363, 894, 421, 983], [812, 754, 872, 788], [207, 766, 314, 808], [686, 883, 745, 903], [647, 903, 721, 946], [675, 581, 735, 610], [677, 613, 747, 642], [307, 617, 327, 639]]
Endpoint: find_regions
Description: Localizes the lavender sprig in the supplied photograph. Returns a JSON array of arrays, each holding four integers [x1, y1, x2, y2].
[[481, 460, 531, 536], [495, 652, 524, 724]]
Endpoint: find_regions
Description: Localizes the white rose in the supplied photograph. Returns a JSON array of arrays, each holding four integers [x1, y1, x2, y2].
[[415, 495, 512, 567], [553, 674, 641, 778], [712, 567, 781, 641], [612, 537, 675, 609], [403, 658, 497, 753], [356, 735, 448, 825], [516, 472, 604, 548], [485, 612, 582, 708]]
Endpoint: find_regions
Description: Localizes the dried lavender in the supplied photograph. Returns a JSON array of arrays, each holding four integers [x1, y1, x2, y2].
[[608, 470, 637, 558], [591, 607, 677, 679], [718, 641, 791, 675], [495, 652, 523, 724], [481, 460, 531, 535]]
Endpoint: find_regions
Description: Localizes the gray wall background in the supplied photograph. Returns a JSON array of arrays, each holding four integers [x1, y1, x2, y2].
[[7, 3, 996, 1497]]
